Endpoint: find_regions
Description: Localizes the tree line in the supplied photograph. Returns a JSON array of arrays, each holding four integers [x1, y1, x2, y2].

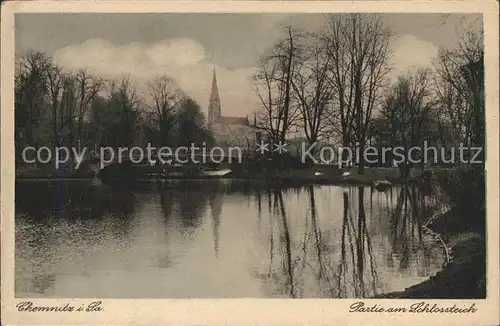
[[15, 13, 484, 174], [15, 51, 214, 165], [252, 14, 484, 173]]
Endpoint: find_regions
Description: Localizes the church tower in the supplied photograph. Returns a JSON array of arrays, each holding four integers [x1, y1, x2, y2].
[[208, 67, 221, 125]]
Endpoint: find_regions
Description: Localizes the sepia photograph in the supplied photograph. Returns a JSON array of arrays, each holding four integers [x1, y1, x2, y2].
[[2, 1, 499, 325], [13, 11, 487, 299]]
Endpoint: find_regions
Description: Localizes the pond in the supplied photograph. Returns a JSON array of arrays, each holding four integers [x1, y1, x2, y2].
[[15, 179, 447, 298]]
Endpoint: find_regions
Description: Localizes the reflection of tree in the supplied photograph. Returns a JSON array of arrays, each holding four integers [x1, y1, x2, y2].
[[309, 187, 323, 279], [16, 181, 137, 226], [256, 192, 262, 224], [158, 182, 215, 233], [267, 190, 274, 279], [176, 183, 208, 230], [391, 183, 422, 271], [358, 187, 379, 297], [16, 182, 140, 296], [337, 187, 379, 297], [267, 189, 272, 213], [160, 189, 175, 220], [208, 192, 223, 258], [306, 186, 335, 296], [262, 186, 382, 298], [392, 183, 422, 240], [274, 190, 296, 298], [105, 189, 136, 216], [337, 191, 349, 295], [388, 182, 436, 274]]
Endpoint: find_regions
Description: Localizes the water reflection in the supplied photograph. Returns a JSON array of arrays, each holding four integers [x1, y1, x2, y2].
[[256, 183, 446, 298], [15, 180, 446, 298], [259, 186, 377, 297], [208, 192, 223, 257]]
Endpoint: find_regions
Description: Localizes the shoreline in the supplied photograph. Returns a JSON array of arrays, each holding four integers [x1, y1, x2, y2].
[[376, 214, 485, 299], [15, 165, 422, 186], [14, 175, 413, 188]]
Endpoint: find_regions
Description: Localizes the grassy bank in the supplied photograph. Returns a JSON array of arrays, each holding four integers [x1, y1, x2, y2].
[[377, 168, 486, 299], [377, 228, 485, 299]]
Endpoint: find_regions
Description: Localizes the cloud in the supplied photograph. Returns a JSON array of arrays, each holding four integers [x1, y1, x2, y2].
[[389, 34, 439, 77], [53, 38, 259, 118], [52, 33, 439, 120]]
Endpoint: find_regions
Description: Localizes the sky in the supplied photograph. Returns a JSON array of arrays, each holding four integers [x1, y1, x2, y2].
[[15, 13, 482, 118]]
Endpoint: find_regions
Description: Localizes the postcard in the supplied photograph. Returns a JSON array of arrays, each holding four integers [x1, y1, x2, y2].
[[1, 1, 499, 325]]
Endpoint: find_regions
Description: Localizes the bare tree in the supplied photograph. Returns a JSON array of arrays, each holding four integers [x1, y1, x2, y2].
[[107, 77, 142, 148], [15, 51, 51, 147], [380, 69, 433, 175], [252, 26, 303, 145], [61, 75, 77, 148], [291, 33, 334, 148], [74, 70, 103, 145], [323, 14, 392, 173], [434, 26, 484, 151], [45, 64, 65, 146], [146, 74, 184, 147], [46, 65, 100, 148]]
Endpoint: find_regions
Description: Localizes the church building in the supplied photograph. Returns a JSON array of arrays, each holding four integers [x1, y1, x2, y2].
[[207, 68, 259, 150]]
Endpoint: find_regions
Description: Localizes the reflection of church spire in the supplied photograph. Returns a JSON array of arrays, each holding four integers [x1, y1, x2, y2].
[[209, 193, 223, 258], [208, 65, 221, 125]]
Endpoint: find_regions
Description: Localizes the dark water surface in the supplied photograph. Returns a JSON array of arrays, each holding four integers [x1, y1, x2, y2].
[[15, 179, 446, 298]]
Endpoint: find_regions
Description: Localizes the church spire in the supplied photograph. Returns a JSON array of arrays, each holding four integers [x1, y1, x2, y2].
[[210, 66, 219, 102], [208, 65, 221, 124]]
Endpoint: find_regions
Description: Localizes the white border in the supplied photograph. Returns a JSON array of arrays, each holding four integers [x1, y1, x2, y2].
[[1, 1, 499, 325]]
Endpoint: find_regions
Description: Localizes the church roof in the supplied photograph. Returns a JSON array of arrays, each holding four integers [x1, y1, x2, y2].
[[220, 116, 249, 126]]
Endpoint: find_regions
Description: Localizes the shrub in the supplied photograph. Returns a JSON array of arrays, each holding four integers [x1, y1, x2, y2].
[[436, 167, 485, 233]]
